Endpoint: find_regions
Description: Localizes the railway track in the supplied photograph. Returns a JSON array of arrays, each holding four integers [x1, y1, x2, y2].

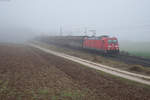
[[51, 44, 150, 67], [30, 44, 150, 86], [78, 47, 150, 67], [105, 54, 150, 67], [36, 36, 150, 67], [61, 44, 150, 67]]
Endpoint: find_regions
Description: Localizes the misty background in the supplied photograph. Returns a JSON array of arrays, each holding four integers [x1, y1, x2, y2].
[[0, 0, 150, 43]]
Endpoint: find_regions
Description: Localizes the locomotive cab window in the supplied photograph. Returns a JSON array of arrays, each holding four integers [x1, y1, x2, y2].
[[108, 40, 112, 44], [113, 40, 117, 44]]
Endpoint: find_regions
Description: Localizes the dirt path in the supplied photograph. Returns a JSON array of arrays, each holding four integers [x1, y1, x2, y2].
[[31, 44, 150, 85]]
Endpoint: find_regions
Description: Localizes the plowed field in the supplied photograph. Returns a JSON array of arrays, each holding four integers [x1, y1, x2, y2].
[[0, 43, 150, 100]]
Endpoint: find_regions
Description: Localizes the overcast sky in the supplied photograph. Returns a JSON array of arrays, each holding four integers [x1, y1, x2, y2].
[[0, 0, 150, 42]]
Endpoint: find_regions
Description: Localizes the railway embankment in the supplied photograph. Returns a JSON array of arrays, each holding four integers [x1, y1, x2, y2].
[[30, 43, 150, 85], [32, 41, 150, 76]]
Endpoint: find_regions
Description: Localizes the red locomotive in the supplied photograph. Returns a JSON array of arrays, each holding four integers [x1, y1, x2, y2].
[[83, 35, 119, 53], [37, 35, 119, 54]]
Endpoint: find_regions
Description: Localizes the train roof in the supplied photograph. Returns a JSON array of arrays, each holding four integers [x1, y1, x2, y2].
[[85, 35, 109, 40], [47, 35, 117, 40], [84, 35, 118, 40]]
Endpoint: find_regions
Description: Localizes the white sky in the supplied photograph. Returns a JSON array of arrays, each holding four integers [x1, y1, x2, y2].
[[0, 0, 150, 41]]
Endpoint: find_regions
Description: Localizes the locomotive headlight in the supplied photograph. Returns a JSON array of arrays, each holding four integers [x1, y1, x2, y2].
[[108, 45, 112, 48], [107, 45, 111, 50], [115, 45, 118, 48], [116, 47, 119, 50]]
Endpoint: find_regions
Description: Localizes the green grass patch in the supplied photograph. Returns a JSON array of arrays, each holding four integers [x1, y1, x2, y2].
[[129, 51, 150, 59], [30, 88, 95, 100]]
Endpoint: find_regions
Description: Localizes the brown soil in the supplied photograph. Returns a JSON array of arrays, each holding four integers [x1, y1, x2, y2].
[[0, 43, 150, 100]]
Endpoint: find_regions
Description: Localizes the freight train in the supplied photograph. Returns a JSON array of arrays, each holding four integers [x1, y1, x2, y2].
[[37, 35, 120, 54]]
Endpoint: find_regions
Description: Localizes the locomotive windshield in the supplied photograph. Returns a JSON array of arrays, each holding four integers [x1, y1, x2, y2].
[[108, 40, 118, 44], [113, 40, 117, 44], [108, 40, 112, 44]]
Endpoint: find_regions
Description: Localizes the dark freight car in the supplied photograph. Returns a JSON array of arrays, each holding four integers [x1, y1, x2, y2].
[[39, 36, 84, 48]]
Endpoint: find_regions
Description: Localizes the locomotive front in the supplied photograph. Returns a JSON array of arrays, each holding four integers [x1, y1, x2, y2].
[[105, 37, 119, 53]]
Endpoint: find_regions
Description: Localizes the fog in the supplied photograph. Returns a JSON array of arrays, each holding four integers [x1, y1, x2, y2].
[[0, 0, 150, 42]]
